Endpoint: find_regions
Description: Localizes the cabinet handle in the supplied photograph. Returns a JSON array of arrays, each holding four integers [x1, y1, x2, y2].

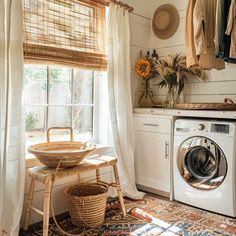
[[165, 141, 169, 159], [143, 123, 159, 127]]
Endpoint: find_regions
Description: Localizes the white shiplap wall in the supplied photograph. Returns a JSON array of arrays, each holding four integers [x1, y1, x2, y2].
[[128, 0, 236, 106], [130, 14, 153, 106], [125, 0, 152, 106]]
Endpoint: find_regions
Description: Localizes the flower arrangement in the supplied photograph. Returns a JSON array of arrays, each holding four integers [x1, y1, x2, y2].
[[156, 53, 206, 107], [135, 57, 156, 79], [135, 54, 157, 107]]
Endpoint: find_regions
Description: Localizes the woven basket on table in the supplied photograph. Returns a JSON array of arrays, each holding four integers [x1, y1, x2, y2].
[[65, 183, 108, 228], [176, 98, 236, 110]]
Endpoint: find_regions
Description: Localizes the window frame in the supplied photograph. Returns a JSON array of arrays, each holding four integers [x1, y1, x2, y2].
[[24, 64, 96, 143]]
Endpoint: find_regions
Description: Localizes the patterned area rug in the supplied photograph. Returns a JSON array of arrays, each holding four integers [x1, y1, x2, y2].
[[20, 194, 236, 235]]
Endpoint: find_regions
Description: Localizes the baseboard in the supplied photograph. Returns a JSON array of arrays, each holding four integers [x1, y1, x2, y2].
[[136, 184, 170, 199]]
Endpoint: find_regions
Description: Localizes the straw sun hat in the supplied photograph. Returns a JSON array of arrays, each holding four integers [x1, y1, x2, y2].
[[152, 4, 180, 39]]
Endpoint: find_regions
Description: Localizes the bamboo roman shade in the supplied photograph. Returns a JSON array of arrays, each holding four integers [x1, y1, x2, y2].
[[23, 0, 107, 70]]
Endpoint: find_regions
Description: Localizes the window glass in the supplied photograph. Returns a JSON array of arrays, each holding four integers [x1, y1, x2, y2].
[[48, 106, 72, 128], [73, 105, 93, 132], [24, 65, 94, 151], [49, 66, 72, 104], [73, 69, 94, 104], [72, 105, 93, 142], [24, 65, 47, 105], [25, 105, 46, 145]]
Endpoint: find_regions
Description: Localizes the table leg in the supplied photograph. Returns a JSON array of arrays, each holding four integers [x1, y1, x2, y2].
[[43, 181, 52, 236], [112, 164, 126, 218], [23, 178, 35, 231], [96, 169, 101, 182]]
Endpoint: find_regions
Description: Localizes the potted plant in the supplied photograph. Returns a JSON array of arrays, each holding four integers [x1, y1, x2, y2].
[[156, 53, 206, 108]]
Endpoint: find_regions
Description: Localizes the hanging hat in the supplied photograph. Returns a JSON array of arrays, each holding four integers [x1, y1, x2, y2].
[[152, 4, 180, 39]]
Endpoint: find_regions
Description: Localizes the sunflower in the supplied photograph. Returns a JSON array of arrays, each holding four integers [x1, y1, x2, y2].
[[135, 57, 156, 79]]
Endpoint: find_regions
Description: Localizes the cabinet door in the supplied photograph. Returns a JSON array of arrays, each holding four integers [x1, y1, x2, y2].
[[134, 131, 170, 193]]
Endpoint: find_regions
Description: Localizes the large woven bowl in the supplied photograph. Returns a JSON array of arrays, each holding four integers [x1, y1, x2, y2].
[[28, 141, 96, 168]]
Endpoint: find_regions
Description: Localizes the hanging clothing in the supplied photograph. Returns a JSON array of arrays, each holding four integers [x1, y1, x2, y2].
[[216, 0, 236, 63], [223, 0, 232, 60], [193, 0, 225, 70], [216, 0, 228, 58], [185, 0, 199, 67], [215, 0, 224, 56], [225, 0, 236, 58]]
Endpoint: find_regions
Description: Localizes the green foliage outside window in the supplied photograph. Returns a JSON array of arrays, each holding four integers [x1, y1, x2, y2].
[[25, 112, 38, 132]]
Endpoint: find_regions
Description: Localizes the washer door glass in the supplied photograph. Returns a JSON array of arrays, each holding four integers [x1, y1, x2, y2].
[[177, 136, 227, 190]]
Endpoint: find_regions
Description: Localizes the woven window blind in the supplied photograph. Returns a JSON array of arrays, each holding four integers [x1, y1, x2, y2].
[[23, 0, 107, 70]]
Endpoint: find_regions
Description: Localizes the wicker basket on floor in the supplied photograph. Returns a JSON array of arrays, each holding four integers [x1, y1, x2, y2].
[[65, 183, 108, 228]]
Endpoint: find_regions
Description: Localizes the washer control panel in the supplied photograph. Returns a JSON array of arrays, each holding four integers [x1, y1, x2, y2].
[[197, 124, 205, 131], [211, 124, 230, 134], [175, 119, 235, 136]]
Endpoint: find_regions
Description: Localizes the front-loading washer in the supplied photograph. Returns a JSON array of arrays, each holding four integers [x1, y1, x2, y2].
[[173, 119, 236, 217]]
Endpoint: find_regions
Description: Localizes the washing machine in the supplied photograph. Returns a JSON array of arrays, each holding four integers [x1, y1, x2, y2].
[[173, 119, 236, 217]]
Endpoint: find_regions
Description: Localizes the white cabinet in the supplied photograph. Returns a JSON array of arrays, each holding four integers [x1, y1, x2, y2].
[[134, 114, 173, 196]]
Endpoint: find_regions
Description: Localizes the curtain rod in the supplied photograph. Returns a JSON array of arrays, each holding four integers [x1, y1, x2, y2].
[[103, 0, 134, 12]]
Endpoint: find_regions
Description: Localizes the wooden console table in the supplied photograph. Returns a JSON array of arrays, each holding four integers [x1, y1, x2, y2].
[[23, 155, 126, 236]]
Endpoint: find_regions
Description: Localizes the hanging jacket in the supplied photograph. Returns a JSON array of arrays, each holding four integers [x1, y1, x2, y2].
[[193, 0, 225, 70], [223, 0, 232, 60], [216, 0, 231, 59], [216, 0, 236, 63], [215, 0, 224, 56], [225, 0, 236, 59], [185, 0, 199, 67]]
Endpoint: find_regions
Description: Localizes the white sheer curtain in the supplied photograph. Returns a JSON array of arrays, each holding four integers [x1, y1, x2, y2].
[[0, 0, 25, 235], [107, 4, 144, 199]]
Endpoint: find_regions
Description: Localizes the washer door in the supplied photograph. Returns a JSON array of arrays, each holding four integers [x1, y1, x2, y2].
[[177, 136, 227, 190]]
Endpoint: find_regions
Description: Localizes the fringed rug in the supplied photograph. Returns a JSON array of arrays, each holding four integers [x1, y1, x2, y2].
[[20, 194, 236, 235]]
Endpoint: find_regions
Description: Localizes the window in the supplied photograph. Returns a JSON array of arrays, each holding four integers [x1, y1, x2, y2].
[[23, 0, 109, 150], [24, 64, 95, 146]]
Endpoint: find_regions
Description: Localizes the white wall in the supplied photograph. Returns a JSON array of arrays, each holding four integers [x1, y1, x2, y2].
[[128, 0, 236, 106], [125, 0, 152, 107]]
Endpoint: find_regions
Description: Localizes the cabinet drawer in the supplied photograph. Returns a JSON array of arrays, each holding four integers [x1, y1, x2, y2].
[[133, 115, 172, 134]]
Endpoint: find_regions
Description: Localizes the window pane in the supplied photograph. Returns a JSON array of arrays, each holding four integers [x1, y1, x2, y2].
[[73, 69, 93, 104], [24, 65, 95, 149], [49, 66, 71, 104], [72, 106, 93, 141], [48, 106, 72, 128], [24, 65, 47, 105], [25, 106, 46, 145]]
